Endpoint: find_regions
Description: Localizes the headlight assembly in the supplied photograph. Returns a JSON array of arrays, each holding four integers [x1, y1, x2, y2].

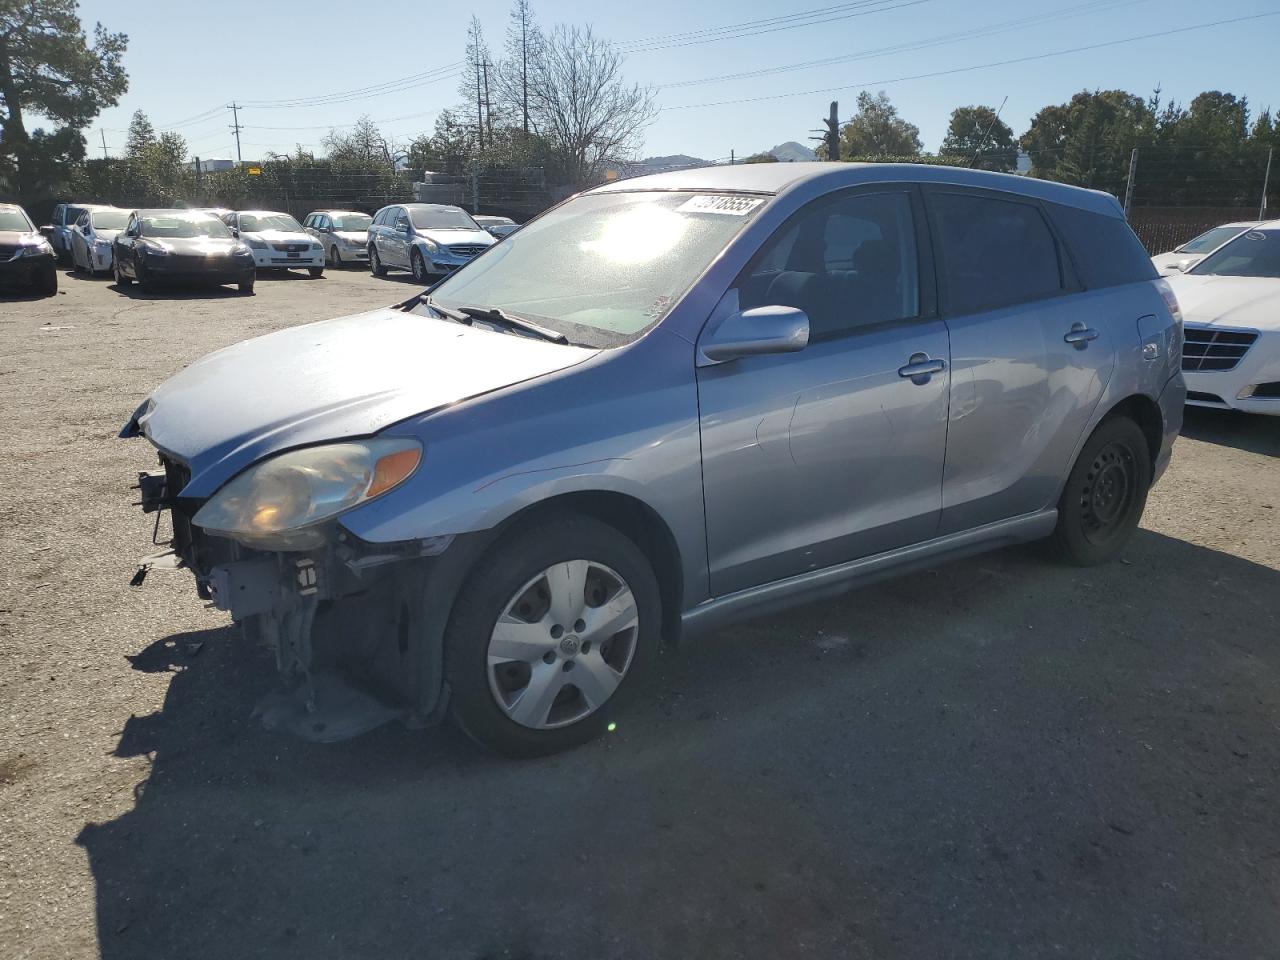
[[247, 239, 269, 250], [193, 438, 422, 550], [418, 238, 439, 255], [17, 240, 53, 257]]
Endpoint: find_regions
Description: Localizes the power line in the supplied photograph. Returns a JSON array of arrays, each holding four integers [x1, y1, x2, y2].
[[661, 11, 1280, 111], [658, 0, 1145, 89], [238, 63, 463, 110], [622, 0, 931, 52]]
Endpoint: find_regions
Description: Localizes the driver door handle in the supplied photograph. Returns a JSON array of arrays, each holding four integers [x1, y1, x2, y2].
[[898, 353, 947, 384], [1064, 322, 1099, 347]]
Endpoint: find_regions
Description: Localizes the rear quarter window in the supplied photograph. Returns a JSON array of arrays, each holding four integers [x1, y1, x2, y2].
[[1047, 202, 1157, 289]]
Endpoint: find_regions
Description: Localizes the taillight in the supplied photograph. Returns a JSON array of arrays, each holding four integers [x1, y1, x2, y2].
[[1155, 277, 1183, 324]]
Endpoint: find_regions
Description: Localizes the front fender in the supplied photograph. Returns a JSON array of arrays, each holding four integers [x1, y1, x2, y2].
[[337, 327, 712, 608]]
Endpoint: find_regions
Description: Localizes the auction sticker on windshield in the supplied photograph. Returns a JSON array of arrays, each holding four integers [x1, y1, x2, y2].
[[676, 195, 765, 216]]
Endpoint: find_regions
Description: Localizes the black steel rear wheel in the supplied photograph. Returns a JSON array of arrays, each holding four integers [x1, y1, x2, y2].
[[1050, 416, 1151, 566]]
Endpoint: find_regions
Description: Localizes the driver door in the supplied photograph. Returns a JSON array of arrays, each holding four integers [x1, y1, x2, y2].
[[696, 187, 951, 596]]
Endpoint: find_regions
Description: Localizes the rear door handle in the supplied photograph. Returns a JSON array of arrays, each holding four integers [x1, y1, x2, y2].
[[1064, 322, 1099, 347], [898, 352, 947, 384]]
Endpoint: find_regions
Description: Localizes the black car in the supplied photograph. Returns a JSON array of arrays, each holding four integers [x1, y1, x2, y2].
[[112, 209, 256, 293], [0, 203, 58, 297]]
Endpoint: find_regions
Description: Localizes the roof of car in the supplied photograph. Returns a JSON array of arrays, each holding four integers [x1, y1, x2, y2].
[[312, 209, 366, 215], [590, 161, 1126, 218], [236, 209, 292, 217], [396, 203, 466, 211], [0, 202, 27, 211]]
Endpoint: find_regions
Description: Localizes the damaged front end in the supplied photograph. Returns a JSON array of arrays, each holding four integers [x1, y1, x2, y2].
[[128, 448, 477, 743]]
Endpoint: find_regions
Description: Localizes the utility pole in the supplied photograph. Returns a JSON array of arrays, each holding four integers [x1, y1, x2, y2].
[[229, 102, 244, 168], [1261, 146, 1273, 220], [474, 56, 485, 150], [193, 156, 202, 197], [730, 149, 735, 165], [481, 59, 494, 144], [810, 101, 840, 161], [99, 129, 109, 160], [520, 14, 530, 136], [1123, 147, 1138, 219]]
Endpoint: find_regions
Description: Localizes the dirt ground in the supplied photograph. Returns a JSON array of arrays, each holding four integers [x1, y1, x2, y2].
[[1, 265, 1278, 960]]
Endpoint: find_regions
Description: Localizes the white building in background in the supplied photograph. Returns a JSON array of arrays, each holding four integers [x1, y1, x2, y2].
[[188, 158, 237, 174]]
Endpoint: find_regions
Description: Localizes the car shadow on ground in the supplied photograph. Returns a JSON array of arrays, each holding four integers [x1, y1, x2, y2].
[[77, 530, 1280, 959], [1181, 406, 1279, 457], [109, 282, 253, 301]]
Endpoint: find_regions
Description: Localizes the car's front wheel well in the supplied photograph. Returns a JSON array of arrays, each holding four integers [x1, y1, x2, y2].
[[491, 492, 684, 644], [1101, 394, 1163, 477]]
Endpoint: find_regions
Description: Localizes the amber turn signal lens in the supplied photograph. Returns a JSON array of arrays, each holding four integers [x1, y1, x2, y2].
[[367, 447, 421, 499]]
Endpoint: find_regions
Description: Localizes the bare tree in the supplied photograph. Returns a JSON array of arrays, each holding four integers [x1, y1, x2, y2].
[[497, 0, 544, 136], [531, 25, 657, 187], [459, 16, 493, 149]]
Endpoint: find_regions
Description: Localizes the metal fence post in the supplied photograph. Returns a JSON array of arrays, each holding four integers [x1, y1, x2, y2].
[[471, 164, 480, 214], [1123, 147, 1138, 219], [1261, 147, 1273, 221]]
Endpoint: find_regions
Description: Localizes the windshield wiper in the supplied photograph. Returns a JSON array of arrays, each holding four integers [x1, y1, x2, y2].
[[458, 306, 568, 344]]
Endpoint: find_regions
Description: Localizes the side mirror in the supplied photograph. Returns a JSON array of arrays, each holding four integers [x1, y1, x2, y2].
[[697, 305, 810, 365], [1176, 257, 1196, 272]]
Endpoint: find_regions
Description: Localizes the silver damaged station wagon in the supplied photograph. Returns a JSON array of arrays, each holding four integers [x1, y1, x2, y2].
[[123, 164, 1186, 756]]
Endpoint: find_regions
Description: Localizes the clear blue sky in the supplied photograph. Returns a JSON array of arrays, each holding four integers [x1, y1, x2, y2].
[[76, 0, 1278, 164]]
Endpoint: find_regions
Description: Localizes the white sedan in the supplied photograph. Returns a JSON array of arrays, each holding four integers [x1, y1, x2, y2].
[[69, 206, 130, 275], [1166, 221, 1280, 415], [1151, 221, 1253, 276], [224, 210, 324, 276]]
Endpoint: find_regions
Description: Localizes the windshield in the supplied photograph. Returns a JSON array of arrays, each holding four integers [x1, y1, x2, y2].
[[332, 214, 372, 231], [92, 210, 129, 231], [141, 215, 232, 239], [1180, 225, 1247, 254], [239, 213, 304, 233], [0, 209, 34, 232], [410, 207, 479, 231], [427, 191, 767, 347], [1190, 229, 1280, 278]]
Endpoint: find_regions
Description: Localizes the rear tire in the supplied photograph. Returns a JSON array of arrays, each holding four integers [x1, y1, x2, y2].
[[445, 513, 661, 758], [1050, 416, 1151, 566], [35, 263, 57, 297], [370, 247, 387, 277]]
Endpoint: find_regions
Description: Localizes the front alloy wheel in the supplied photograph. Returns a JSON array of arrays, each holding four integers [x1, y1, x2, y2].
[[445, 513, 660, 756], [411, 250, 429, 283]]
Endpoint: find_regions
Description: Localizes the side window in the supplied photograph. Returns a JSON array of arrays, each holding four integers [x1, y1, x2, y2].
[[53, 205, 65, 226], [1046, 201, 1157, 289], [930, 192, 1063, 315], [738, 191, 919, 340], [319, 216, 331, 231], [373, 208, 388, 226], [77, 213, 90, 230], [126, 215, 138, 237], [394, 209, 410, 230]]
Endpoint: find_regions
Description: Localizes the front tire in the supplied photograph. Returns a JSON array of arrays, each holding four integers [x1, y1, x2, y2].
[[1050, 416, 1151, 566], [308, 266, 324, 279], [370, 247, 387, 277], [330, 246, 342, 267], [239, 273, 256, 295], [113, 261, 132, 287], [445, 513, 661, 757], [35, 263, 57, 297]]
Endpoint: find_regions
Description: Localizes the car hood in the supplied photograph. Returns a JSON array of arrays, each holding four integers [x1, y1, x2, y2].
[[244, 229, 312, 245], [417, 228, 494, 248], [0, 229, 41, 246], [1164, 274, 1280, 331], [336, 231, 367, 243], [126, 306, 597, 497], [141, 236, 241, 255], [95, 229, 122, 242]]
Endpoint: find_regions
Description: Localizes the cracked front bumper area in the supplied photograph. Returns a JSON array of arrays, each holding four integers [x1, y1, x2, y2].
[[130, 455, 471, 742]]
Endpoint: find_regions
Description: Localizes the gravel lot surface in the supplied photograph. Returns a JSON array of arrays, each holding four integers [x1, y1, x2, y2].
[[1, 267, 1278, 960]]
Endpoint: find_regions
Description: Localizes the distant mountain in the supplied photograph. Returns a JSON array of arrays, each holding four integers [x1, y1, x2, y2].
[[635, 154, 710, 171], [769, 141, 816, 162]]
